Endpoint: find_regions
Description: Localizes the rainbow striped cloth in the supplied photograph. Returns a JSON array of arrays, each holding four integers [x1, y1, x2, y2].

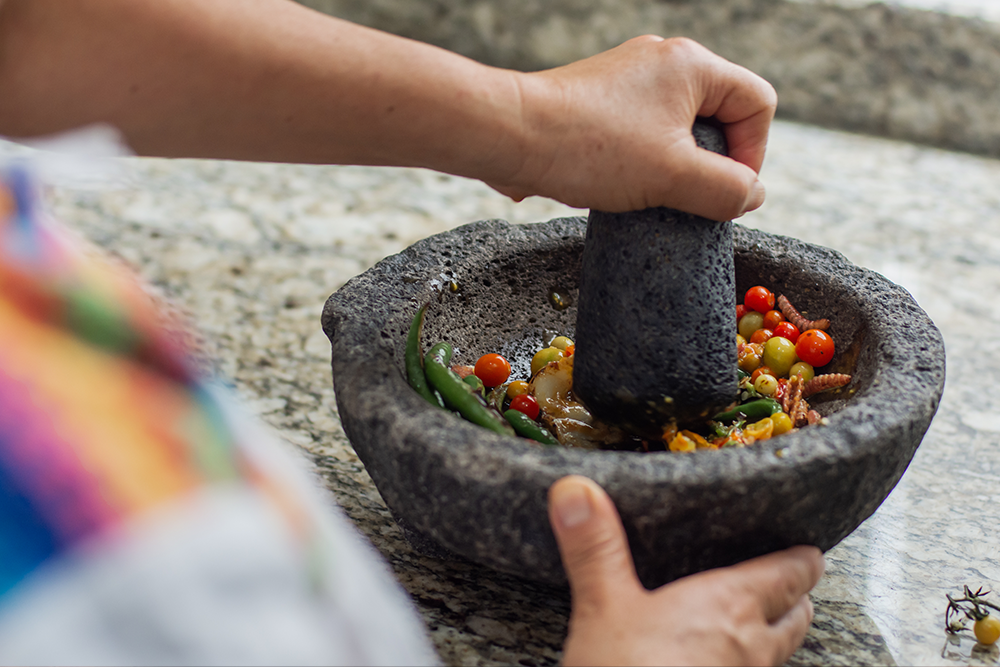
[[0, 164, 297, 597]]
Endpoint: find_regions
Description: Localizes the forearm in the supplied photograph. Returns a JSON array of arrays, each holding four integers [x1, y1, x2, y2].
[[0, 0, 526, 181]]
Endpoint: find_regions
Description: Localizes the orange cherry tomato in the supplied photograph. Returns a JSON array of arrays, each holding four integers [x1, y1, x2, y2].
[[762, 309, 785, 330], [795, 329, 835, 367], [750, 366, 774, 382], [736, 304, 749, 322], [474, 353, 511, 387], [750, 328, 774, 345]]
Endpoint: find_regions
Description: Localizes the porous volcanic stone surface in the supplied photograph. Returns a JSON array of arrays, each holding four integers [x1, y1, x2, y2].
[[322, 218, 945, 589], [574, 122, 737, 432]]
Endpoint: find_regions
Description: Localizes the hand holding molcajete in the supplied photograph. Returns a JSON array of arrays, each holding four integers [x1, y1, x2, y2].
[[550, 476, 824, 667]]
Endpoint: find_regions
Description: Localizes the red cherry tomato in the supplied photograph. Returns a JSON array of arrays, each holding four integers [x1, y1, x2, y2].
[[474, 353, 511, 387], [736, 304, 749, 322], [773, 321, 800, 344], [745, 286, 775, 314], [750, 328, 774, 345], [762, 309, 785, 330], [509, 394, 540, 420], [795, 329, 835, 367]]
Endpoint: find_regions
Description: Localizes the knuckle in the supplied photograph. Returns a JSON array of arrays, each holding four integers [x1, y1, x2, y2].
[[660, 36, 705, 60], [630, 33, 664, 45], [717, 623, 761, 665]]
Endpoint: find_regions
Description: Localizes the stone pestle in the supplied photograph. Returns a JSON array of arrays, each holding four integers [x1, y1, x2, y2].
[[573, 119, 737, 436]]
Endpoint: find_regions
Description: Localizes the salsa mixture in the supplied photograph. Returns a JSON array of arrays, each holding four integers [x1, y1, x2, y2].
[[407, 285, 852, 452]]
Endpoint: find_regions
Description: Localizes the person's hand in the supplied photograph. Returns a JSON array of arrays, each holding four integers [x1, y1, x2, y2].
[[548, 475, 824, 666], [490, 36, 777, 221]]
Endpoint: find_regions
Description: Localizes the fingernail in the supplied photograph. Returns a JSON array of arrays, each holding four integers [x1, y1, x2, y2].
[[551, 480, 592, 528], [741, 179, 766, 215]]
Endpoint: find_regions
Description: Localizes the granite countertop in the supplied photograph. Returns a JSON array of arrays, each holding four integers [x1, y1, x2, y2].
[[3, 115, 996, 665]]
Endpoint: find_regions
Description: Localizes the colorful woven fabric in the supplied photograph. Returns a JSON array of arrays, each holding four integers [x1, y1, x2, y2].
[[0, 164, 289, 596]]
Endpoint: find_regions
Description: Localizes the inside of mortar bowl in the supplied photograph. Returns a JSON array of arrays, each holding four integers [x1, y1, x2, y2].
[[412, 227, 867, 422], [324, 216, 944, 588]]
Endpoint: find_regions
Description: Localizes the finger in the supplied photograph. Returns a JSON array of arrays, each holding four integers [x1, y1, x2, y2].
[[721, 106, 775, 175], [729, 546, 825, 623], [548, 475, 640, 611], [766, 595, 815, 665], [697, 63, 777, 174], [657, 141, 765, 221]]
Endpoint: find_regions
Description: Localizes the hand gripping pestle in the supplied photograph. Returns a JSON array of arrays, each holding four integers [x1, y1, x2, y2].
[[573, 120, 737, 436]]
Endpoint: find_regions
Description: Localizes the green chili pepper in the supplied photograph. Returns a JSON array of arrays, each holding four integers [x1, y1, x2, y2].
[[424, 342, 513, 436], [504, 409, 559, 445], [463, 374, 485, 398], [487, 382, 509, 413], [406, 304, 444, 408], [712, 398, 782, 424]]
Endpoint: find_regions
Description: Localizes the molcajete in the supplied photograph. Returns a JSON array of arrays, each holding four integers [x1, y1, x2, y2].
[[321, 217, 945, 589]]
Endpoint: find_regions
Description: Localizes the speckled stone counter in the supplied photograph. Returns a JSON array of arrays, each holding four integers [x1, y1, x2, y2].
[[3, 117, 997, 665]]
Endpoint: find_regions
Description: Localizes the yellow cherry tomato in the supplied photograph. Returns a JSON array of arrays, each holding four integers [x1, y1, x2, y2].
[[506, 380, 529, 398], [738, 312, 765, 340], [680, 430, 713, 449], [770, 412, 794, 435], [789, 361, 815, 382], [668, 432, 697, 453], [763, 336, 797, 377], [549, 336, 574, 350], [975, 615, 1000, 645], [530, 347, 564, 376], [738, 343, 763, 372], [744, 417, 774, 442], [753, 373, 779, 396]]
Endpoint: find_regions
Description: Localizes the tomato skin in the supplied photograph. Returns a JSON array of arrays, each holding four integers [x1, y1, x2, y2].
[[770, 412, 794, 435], [474, 353, 511, 387], [750, 328, 774, 345], [506, 380, 529, 398], [773, 321, 800, 343], [975, 615, 1000, 645], [509, 394, 540, 420], [789, 362, 815, 382], [531, 347, 564, 376], [764, 336, 798, 376], [738, 311, 765, 340], [736, 304, 749, 322], [745, 286, 775, 313], [762, 309, 785, 330], [795, 329, 835, 367]]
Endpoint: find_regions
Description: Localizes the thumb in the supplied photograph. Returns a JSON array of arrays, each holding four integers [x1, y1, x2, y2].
[[548, 475, 641, 610], [660, 144, 766, 221]]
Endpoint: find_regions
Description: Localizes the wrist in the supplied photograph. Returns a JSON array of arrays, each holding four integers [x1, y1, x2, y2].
[[469, 68, 566, 202]]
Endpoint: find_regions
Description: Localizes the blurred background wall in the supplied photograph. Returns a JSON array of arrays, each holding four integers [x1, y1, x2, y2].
[[297, 0, 1000, 158]]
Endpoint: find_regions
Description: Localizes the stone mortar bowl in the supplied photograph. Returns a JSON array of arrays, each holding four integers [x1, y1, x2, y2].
[[322, 217, 945, 589]]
